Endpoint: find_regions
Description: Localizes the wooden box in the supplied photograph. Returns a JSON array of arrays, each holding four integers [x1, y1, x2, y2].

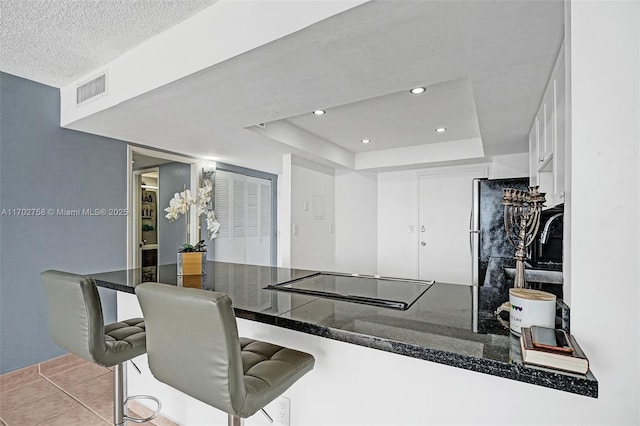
[[177, 252, 206, 276]]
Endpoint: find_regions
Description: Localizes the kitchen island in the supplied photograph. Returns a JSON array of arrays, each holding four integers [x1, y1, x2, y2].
[[91, 261, 597, 400]]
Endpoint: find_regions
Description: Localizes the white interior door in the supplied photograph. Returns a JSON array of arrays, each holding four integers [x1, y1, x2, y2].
[[214, 170, 272, 266], [418, 171, 478, 285]]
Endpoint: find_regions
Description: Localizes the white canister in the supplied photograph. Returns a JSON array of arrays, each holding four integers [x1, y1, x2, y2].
[[507, 288, 556, 335]]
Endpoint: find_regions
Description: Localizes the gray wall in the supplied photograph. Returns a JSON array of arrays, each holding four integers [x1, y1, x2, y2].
[[158, 162, 190, 264], [0, 72, 128, 374]]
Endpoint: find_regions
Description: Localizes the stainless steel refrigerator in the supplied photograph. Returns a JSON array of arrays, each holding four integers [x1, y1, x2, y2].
[[470, 177, 529, 331]]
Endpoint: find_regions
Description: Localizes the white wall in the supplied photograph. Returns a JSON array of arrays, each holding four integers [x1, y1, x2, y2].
[[355, 137, 484, 170], [565, 1, 640, 423], [334, 170, 378, 275], [282, 159, 379, 275], [563, 1, 573, 307], [489, 152, 530, 179], [278, 156, 293, 268], [283, 153, 528, 277], [289, 157, 336, 271]]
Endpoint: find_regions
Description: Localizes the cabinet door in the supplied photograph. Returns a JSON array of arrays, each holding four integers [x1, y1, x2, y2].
[[214, 170, 273, 266], [541, 84, 555, 164], [528, 42, 566, 207], [554, 56, 566, 202], [529, 117, 539, 185], [537, 86, 555, 204]]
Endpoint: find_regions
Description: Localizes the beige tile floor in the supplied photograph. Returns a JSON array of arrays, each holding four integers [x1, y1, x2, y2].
[[0, 354, 176, 426]]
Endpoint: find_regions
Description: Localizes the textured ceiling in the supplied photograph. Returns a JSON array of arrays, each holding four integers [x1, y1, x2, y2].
[[0, 0, 216, 87]]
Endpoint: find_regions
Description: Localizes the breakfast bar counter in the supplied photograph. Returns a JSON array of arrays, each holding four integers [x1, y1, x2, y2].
[[90, 261, 597, 398]]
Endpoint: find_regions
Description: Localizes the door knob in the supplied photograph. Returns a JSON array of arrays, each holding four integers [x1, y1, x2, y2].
[[421, 241, 426, 246]]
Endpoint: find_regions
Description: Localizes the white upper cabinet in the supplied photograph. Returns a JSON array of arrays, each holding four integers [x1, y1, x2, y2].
[[542, 84, 555, 164], [530, 42, 566, 207], [528, 117, 539, 183], [554, 55, 566, 206]]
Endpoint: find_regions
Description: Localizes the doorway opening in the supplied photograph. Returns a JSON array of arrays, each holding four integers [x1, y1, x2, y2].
[[127, 146, 198, 272], [136, 168, 159, 281]]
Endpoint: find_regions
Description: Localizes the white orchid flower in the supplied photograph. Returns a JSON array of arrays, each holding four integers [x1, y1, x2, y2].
[[164, 181, 221, 240], [206, 211, 221, 239]]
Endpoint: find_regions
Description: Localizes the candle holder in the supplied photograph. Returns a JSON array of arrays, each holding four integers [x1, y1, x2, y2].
[[502, 186, 546, 288]]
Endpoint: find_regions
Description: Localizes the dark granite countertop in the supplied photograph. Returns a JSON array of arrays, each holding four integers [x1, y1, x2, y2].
[[90, 261, 597, 398]]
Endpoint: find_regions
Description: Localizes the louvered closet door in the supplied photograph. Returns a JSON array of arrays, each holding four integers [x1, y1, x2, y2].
[[214, 170, 272, 265]]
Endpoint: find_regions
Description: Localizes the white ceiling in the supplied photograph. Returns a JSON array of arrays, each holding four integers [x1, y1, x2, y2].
[[0, 0, 216, 87], [283, 78, 481, 153], [1, 0, 565, 173]]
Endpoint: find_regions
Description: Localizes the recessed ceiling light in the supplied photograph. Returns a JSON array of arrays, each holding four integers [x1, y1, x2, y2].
[[410, 87, 426, 95], [312, 110, 326, 116], [361, 139, 371, 144], [435, 127, 447, 133]]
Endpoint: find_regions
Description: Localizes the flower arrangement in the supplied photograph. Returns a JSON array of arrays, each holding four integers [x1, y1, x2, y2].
[[164, 180, 221, 244]]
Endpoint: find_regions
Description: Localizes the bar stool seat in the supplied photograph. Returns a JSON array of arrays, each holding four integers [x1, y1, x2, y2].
[[41, 270, 160, 425], [135, 282, 315, 425], [103, 318, 146, 363]]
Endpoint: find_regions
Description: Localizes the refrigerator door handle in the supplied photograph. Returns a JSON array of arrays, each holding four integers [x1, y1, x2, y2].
[[470, 179, 481, 288], [471, 232, 480, 287], [469, 210, 475, 255], [470, 180, 478, 333]]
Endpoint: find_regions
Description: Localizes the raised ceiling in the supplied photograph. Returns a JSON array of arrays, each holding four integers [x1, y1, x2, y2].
[[282, 78, 481, 153]]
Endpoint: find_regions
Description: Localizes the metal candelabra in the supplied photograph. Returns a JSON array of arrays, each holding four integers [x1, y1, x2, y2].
[[502, 186, 546, 288]]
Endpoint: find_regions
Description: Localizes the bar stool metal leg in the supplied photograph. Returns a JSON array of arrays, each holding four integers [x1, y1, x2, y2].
[[114, 362, 127, 426], [228, 414, 243, 426], [114, 362, 162, 425]]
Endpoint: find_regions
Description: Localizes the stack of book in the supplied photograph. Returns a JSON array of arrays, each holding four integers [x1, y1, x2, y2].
[[520, 326, 590, 374]]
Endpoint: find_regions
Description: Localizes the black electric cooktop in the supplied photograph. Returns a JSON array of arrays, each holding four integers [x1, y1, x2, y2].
[[265, 272, 434, 310]]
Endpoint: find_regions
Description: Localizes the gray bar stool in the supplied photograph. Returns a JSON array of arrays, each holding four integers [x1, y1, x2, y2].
[[41, 270, 160, 425], [135, 282, 315, 426]]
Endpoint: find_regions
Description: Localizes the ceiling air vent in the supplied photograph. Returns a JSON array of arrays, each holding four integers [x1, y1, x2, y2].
[[76, 73, 106, 106]]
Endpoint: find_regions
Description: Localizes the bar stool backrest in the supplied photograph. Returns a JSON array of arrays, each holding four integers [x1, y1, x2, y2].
[[135, 283, 247, 416], [41, 270, 107, 364]]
